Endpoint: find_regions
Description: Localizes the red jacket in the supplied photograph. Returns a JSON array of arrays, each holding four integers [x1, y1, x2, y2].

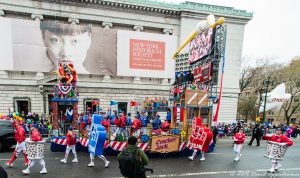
[[233, 133, 246, 144], [66, 131, 77, 146], [262, 134, 293, 146], [132, 119, 142, 130], [161, 121, 171, 132], [13, 122, 26, 144], [101, 119, 111, 132], [31, 128, 42, 141], [114, 116, 126, 127]]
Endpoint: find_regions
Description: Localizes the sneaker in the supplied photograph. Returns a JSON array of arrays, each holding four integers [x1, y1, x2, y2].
[[275, 163, 282, 170], [24, 162, 29, 166], [5, 162, 13, 168], [234, 156, 240, 162], [200, 157, 206, 161], [40, 168, 47, 174], [22, 169, 30, 175], [88, 162, 95, 167], [60, 159, 67, 164], [268, 167, 275, 173], [188, 156, 194, 161], [105, 161, 110, 168], [72, 158, 78, 163]]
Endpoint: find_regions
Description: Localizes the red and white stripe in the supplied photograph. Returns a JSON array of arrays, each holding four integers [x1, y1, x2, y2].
[[52, 138, 67, 145], [109, 141, 149, 152], [80, 137, 89, 147]]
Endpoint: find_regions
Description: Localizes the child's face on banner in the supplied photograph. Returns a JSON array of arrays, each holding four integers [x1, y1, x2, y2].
[[44, 30, 91, 72]]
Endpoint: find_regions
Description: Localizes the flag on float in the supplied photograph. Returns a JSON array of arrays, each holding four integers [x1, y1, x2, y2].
[[110, 100, 118, 106], [130, 101, 139, 106], [213, 44, 226, 122]]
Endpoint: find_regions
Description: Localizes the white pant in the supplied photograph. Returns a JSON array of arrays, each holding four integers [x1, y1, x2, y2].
[[66, 145, 76, 155], [15, 141, 26, 153], [233, 144, 243, 154], [90, 153, 108, 163], [28, 159, 46, 170]]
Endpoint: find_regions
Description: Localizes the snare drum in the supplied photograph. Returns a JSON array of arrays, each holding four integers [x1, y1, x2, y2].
[[26, 140, 46, 160], [264, 141, 288, 160]]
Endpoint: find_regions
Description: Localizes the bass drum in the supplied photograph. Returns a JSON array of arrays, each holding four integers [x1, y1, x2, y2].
[[26, 140, 46, 160], [264, 141, 288, 160]]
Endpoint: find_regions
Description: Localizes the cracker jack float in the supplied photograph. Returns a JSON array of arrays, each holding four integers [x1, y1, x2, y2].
[[51, 14, 226, 156]]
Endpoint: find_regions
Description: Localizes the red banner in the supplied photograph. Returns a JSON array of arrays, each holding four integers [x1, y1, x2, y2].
[[193, 62, 212, 83]]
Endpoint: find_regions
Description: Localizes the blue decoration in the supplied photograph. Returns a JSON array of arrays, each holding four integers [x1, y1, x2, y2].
[[110, 100, 118, 106], [171, 129, 180, 135], [88, 114, 106, 156], [140, 134, 150, 143]]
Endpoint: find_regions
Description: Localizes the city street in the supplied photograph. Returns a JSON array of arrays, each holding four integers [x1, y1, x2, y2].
[[1, 138, 299, 178]]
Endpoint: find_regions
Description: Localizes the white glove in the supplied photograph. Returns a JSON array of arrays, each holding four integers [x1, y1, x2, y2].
[[278, 142, 287, 146], [233, 138, 238, 141]]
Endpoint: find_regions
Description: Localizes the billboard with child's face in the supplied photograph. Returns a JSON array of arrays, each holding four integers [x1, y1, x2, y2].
[[0, 17, 117, 75]]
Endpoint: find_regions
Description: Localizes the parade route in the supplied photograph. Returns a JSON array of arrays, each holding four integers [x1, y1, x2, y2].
[[1, 138, 299, 178]]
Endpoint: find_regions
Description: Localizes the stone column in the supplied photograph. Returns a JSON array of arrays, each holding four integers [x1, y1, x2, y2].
[[132, 25, 144, 83], [68, 18, 79, 25], [31, 14, 43, 21], [72, 102, 78, 129], [35, 72, 44, 80], [102, 22, 113, 82], [51, 102, 59, 130], [0, 10, 5, 16]]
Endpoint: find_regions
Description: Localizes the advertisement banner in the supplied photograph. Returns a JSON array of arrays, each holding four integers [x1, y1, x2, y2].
[[0, 17, 117, 75], [117, 30, 177, 78], [193, 62, 212, 83], [150, 135, 180, 153]]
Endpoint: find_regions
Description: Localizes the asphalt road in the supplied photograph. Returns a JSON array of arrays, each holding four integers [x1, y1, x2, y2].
[[1, 137, 300, 178]]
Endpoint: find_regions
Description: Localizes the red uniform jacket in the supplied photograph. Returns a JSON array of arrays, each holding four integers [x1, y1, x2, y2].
[[66, 131, 77, 146], [233, 133, 246, 144], [161, 121, 171, 132], [262, 134, 293, 146], [101, 119, 111, 132], [31, 128, 42, 141], [114, 116, 126, 127], [12, 121, 26, 144], [132, 119, 142, 130]]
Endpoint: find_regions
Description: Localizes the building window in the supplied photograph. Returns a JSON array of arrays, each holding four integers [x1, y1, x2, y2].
[[83, 98, 99, 114], [13, 97, 31, 115], [118, 102, 128, 114]]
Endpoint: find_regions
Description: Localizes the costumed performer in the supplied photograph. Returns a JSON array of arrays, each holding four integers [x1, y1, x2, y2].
[[131, 116, 142, 138], [188, 117, 213, 161], [22, 125, 47, 174], [139, 111, 149, 134], [5, 119, 29, 167], [60, 126, 78, 164], [152, 114, 162, 131], [232, 128, 245, 161], [88, 114, 110, 168], [161, 119, 171, 134], [262, 128, 293, 173]]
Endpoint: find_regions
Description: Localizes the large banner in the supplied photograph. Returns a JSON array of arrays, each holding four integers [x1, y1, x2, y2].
[[0, 17, 117, 75], [117, 30, 177, 78]]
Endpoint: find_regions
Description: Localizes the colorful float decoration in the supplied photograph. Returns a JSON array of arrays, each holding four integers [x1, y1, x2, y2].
[[51, 14, 226, 154]]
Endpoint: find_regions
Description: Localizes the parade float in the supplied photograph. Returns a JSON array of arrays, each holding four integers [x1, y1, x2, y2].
[[51, 14, 227, 155]]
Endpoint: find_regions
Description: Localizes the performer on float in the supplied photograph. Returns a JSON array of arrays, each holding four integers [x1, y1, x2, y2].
[[161, 119, 171, 134], [60, 126, 78, 164], [131, 116, 142, 138], [232, 128, 246, 161], [152, 114, 162, 131], [65, 106, 74, 123], [88, 114, 110, 168], [5, 119, 29, 167], [262, 128, 293, 173], [101, 116, 111, 132], [139, 111, 149, 134], [22, 125, 47, 174], [188, 117, 213, 161]]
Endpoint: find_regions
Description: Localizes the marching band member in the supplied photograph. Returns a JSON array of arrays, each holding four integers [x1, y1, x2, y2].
[[22, 126, 47, 174], [262, 128, 293, 173], [5, 120, 29, 167], [232, 128, 246, 161], [60, 126, 78, 164]]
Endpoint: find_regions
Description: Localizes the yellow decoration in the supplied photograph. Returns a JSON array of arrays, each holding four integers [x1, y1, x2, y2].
[[13, 113, 16, 118], [256, 117, 261, 122], [180, 131, 186, 138]]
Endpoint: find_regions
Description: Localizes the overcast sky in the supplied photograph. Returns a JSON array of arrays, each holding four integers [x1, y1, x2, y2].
[[163, 0, 300, 66]]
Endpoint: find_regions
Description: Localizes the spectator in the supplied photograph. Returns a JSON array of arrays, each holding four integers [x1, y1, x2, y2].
[[186, 70, 194, 84]]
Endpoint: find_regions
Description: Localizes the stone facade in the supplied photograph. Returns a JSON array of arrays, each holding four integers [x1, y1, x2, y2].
[[0, 0, 252, 123]]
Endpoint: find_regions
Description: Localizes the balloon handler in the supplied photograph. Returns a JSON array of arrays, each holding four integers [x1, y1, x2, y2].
[[60, 126, 78, 164], [188, 117, 213, 161], [22, 125, 47, 174], [262, 128, 293, 173], [88, 114, 110, 168], [5, 117, 29, 167]]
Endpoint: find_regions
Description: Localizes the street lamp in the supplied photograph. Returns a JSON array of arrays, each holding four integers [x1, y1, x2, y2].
[[262, 76, 274, 123]]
